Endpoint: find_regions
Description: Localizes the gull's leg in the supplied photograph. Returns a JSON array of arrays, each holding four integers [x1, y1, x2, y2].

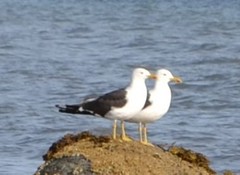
[[143, 123, 147, 143], [112, 119, 117, 140], [121, 121, 132, 141], [142, 123, 154, 146], [139, 122, 143, 142]]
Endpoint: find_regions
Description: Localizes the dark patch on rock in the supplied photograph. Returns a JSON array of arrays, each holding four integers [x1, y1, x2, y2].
[[34, 155, 94, 175], [168, 146, 216, 175], [223, 170, 236, 175]]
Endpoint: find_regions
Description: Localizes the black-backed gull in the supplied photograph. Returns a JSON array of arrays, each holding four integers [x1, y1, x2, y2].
[[56, 68, 156, 141]]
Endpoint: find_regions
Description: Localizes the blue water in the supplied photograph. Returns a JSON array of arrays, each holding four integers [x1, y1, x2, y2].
[[0, 0, 240, 174]]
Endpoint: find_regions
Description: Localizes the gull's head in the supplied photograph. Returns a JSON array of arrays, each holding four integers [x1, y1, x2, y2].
[[133, 68, 156, 80], [156, 69, 183, 84]]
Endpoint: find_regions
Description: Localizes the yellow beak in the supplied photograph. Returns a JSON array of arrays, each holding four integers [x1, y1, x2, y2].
[[148, 74, 157, 80], [170, 76, 183, 84]]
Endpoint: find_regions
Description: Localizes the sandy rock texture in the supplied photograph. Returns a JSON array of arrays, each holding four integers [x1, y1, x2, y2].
[[34, 131, 218, 175]]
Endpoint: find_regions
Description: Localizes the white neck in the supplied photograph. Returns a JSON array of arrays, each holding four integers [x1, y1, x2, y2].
[[154, 81, 171, 95], [128, 77, 145, 90], [127, 77, 147, 101], [151, 80, 172, 112], [154, 80, 170, 91]]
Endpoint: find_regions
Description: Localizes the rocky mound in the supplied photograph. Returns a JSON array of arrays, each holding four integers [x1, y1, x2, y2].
[[34, 131, 217, 175]]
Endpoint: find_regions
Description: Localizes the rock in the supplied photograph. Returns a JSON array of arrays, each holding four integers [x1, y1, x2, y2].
[[223, 170, 236, 175], [35, 155, 94, 175], [34, 131, 217, 175], [168, 145, 215, 174]]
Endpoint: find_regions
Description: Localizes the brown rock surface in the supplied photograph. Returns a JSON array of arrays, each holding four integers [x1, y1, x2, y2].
[[35, 131, 217, 175]]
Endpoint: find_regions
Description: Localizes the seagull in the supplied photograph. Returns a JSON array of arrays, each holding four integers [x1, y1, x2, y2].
[[56, 68, 156, 141], [127, 69, 182, 145]]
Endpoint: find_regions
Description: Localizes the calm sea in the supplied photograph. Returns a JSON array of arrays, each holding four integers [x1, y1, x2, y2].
[[0, 0, 240, 174]]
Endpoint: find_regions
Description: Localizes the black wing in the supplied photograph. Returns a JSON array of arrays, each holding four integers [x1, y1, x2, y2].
[[56, 104, 81, 114], [81, 88, 127, 116]]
